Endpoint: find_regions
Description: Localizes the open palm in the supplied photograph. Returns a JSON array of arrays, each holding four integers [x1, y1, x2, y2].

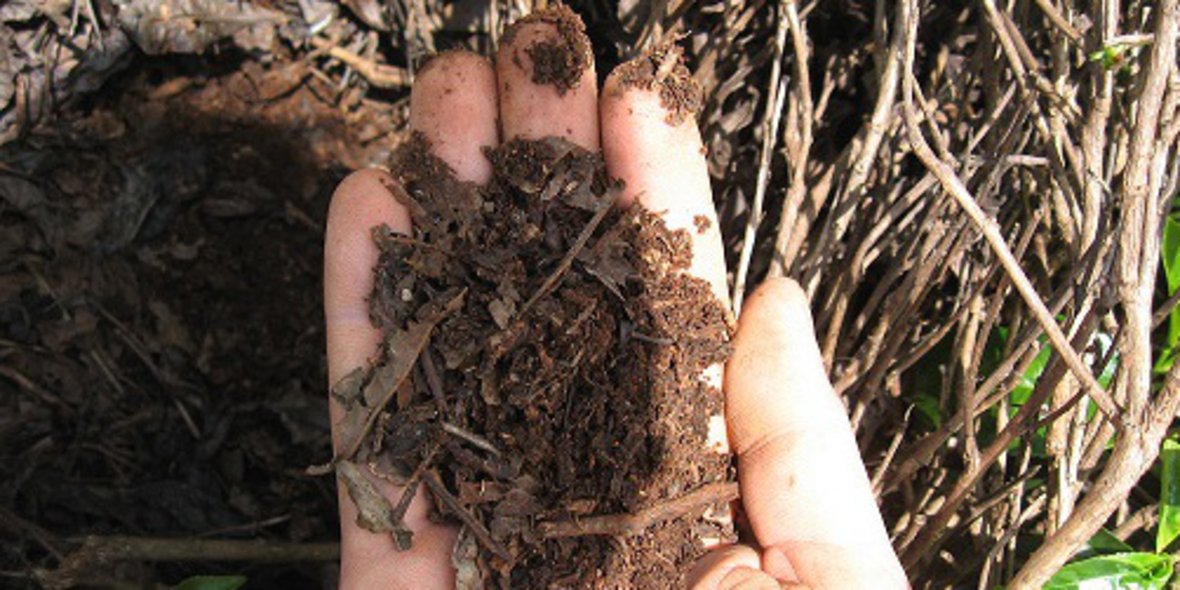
[[324, 9, 905, 589]]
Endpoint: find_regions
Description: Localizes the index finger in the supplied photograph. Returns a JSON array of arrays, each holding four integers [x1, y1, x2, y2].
[[324, 50, 497, 588]]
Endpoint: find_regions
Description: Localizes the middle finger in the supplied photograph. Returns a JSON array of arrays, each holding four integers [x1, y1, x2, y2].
[[496, 5, 600, 150]]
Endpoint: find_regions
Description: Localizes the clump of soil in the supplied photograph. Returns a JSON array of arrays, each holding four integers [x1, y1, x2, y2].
[[332, 132, 736, 587], [502, 3, 593, 94], [611, 42, 703, 126]]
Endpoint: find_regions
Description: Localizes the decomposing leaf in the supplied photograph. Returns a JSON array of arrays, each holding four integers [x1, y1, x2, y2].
[[337, 289, 465, 460], [117, 0, 282, 54], [330, 367, 365, 409], [488, 299, 515, 329], [340, 0, 391, 31], [338, 460, 413, 549], [452, 525, 484, 590]]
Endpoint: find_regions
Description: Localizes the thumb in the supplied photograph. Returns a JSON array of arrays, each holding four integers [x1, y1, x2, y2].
[[688, 544, 808, 589], [723, 278, 908, 588]]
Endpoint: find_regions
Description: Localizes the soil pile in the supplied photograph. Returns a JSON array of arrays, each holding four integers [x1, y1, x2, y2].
[[333, 133, 736, 587]]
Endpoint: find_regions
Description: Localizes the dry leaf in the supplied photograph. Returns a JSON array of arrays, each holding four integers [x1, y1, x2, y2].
[[338, 289, 465, 459], [452, 525, 484, 590], [330, 367, 365, 409], [338, 460, 413, 549]]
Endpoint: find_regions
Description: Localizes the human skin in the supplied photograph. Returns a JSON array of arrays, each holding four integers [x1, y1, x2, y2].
[[323, 21, 908, 590]]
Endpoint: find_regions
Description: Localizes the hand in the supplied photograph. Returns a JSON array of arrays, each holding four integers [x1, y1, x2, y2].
[[686, 278, 908, 589], [324, 14, 906, 589]]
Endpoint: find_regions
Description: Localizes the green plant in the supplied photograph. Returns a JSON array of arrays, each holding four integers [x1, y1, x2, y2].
[[1042, 439, 1180, 589]]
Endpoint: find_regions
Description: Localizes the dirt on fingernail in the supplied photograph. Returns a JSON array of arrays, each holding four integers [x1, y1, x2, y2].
[[501, 3, 593, 95], [342, 132, 736, 587], [613, 41, 704, 126]]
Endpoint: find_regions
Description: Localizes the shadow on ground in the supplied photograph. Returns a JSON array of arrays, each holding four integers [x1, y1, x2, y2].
[[0, 54, 402, 589]]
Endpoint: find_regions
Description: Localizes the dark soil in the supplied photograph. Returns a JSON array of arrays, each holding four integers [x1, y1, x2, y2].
[[610, 43, 704, 126], [503, 4, 594, 95], [335, 132, 736, 588], [1, 55, 398, 588]]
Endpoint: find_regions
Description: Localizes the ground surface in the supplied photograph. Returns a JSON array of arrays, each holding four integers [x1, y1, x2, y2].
[[7, 1, 1175, 588], [1, 53, 399, 587]]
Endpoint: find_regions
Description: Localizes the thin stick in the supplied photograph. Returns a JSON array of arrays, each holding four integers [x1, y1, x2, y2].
[[732, 3, 790, 311], [1031, 0, 1082, 41], [420, 348, 449, 416], [60, 536, 339, 562], [871, 412, 910, 495], [0, 506, 65, 560], [538, 482, 738, 538], [765, 0, 815, 286], [517, 197, 615, 319], [310, 37, 410, 88], [339, 290, 465, 460], [39, 535, 338, 588], [422, 471, 513, 563], [387, 444, 440, 550], [441, 422, 502, 456], [899, 2, 1121, 422]]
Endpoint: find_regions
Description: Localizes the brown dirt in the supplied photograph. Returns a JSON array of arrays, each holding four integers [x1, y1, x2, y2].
[[502, 4, 593, 95], [611, 42, 704, 126], [1, 55, 398, 588], [337, 133, 736, 587]]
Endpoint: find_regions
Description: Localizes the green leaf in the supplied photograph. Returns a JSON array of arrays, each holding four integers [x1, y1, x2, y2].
[[1156, 216, 1180, 377], [1010, 345, 1052, 406], [1163, 217, 1180, 296], [1044, 552, 1174, 590], [173, 576, 247, 590], [1158, 439, 1180, 553], [1162, 218, 1180, 349], [912, 392, 941, 429], [1080, 528, 1134, 559]]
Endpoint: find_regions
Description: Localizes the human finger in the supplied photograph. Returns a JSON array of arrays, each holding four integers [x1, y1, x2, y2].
[[599, 48, 728, 306], [324, 170, 457, 588], [411, 50, 499, 184], [496, 4, 599, 150], [688, 544, 791, 590], [725, 278, 908, 588]]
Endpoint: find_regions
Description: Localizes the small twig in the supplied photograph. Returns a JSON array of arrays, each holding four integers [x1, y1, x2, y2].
[[1153, 284, 1180, 329], [733, 3, 790, 311], [979, 494, 1047, 589], [1112, 504, 1159, 541], [422, 471, 513, 563], [871, 411, 910, 495], [376, 230, 451, 253], [388, 443, 441, 543], [1031, 0, 1082, 42], [420, 348, 449, 416], [339, 290, 465, 460], [39, 536, 338, 589], [59, 537, 336, 561], [963, 466, 1043, 528], [309, 37, 410, 89], [766, 0, 816, 286], [196, 515, 291, 538], [517, 196, 615, 320], [441, 422, 502, 456], [537, 482, 738, 538], [630, 330, 674, 345], [0, 506, 66, 560], [899, 1, 1121, 422]]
